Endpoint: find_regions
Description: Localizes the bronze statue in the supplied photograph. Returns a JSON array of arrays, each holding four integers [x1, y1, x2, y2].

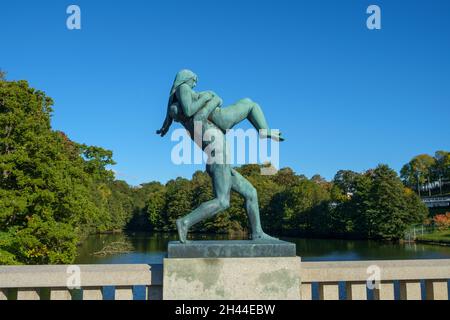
[[157, 70, 283, 243]]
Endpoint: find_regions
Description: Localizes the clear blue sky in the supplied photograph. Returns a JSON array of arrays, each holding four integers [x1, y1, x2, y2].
[[1, 0, 449, 185]]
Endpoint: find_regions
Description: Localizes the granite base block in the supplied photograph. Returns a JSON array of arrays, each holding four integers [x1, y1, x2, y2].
[[163, 257, 301, 300], [167, 240, 296, 258]]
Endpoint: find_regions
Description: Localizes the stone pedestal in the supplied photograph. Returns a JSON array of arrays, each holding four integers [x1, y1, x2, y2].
[[168, 240, 296, 258], [163, 257, 301, 300]]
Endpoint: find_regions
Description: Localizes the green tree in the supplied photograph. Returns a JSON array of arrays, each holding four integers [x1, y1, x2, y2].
[[0, 79, 120, 264], [275, 179, 331, 234], [106, 180, 134, 230], [400, 154, 436, 190], [1, 81, 82, 263], [433, 151, 450, 181], [123, 182, 166, 231], [271, 167, 303, 187], [163, 178, 193, 231], [333, 170, 360, 195], [81, 145, 115, 181], [144, 183, 166, 230], [366, 165, 427, 239]]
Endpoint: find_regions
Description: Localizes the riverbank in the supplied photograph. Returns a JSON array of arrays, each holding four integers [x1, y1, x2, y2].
[[416, 230, 450, 246]]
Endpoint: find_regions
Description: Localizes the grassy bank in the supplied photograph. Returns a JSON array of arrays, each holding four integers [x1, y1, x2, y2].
[[416, 230, 450, 245]]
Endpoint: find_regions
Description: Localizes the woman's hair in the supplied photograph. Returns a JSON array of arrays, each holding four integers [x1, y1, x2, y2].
[[159, 70, 197, 133], [168, 69, 197, 102], [168, 70, 196, 112], [167, 69, 196, 114]]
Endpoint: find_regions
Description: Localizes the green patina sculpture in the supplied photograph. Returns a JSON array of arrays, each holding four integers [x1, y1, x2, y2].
[[157, 70, 284, 243]]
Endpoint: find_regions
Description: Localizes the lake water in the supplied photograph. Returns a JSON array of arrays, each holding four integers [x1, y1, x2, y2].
[[75, 232, 450, 264]]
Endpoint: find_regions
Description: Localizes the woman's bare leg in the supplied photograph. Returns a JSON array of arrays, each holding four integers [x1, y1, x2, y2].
[[210, 98, 284, 141]]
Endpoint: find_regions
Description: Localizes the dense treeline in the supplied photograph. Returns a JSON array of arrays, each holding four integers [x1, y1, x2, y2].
[[0, 76, 435, 265], [137, 164, 428, 241]]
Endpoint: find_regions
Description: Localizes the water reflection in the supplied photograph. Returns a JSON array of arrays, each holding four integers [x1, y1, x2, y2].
[[75, 232, 450, 264], [283, 237, 450, 261]]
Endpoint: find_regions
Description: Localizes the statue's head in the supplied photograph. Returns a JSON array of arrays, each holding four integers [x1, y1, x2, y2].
[[173, 69, 197, 91]]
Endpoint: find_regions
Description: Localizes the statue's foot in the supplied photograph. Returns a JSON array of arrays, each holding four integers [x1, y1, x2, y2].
[[260, 129, 285, 142], [251, 232, 279, 241], [176, 218, 188, 243]]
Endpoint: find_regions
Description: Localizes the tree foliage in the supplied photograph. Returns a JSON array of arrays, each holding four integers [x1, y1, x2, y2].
[[137, 164, 427, 241], [0, 79, 133, 264], [401, 151, 450, 190]]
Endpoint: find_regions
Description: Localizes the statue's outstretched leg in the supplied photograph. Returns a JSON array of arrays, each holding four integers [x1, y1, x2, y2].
[[210, 98, 284, 141], [176, 164, 232, 243], [230, 168, 278, 241]]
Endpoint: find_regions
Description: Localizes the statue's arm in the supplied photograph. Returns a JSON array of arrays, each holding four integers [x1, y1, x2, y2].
[[177, 84, 212, 117], [156, 106, 173, 137], [195, 95, 223, 121]]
